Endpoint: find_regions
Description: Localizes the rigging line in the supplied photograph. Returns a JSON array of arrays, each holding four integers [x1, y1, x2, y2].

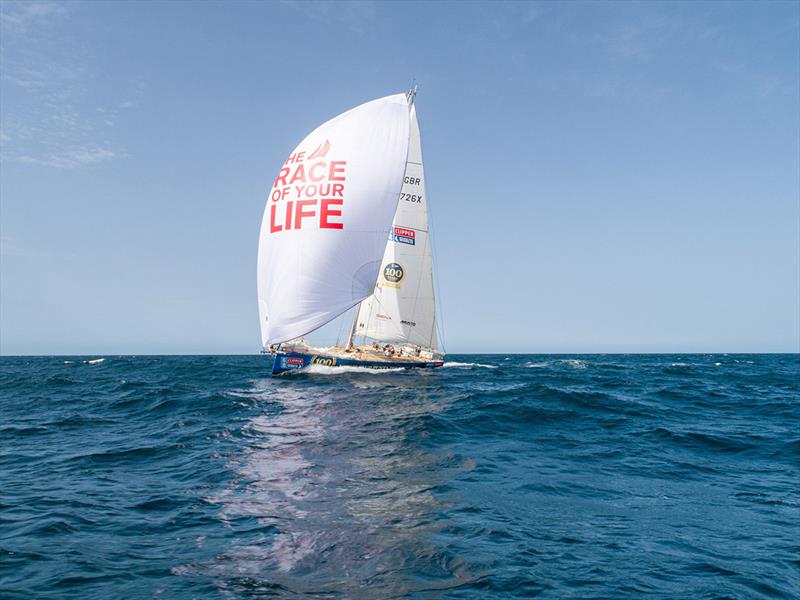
[[336, 307, 348, 347], [426, 180, 446, 354], [364, 277, 379, 345]]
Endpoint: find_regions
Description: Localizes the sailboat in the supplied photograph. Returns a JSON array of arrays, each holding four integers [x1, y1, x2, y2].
[[257, 89, 445, 374]]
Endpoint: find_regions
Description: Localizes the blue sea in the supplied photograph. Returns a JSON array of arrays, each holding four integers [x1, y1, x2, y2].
[[1, 354, 798, 598]]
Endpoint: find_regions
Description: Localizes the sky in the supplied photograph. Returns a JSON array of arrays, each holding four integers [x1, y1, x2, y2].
[[1, 0, 798, 355]]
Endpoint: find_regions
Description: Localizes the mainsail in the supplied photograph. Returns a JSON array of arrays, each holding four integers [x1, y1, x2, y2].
[[257, 94, 410, 346], [353, 102, 438, 351]]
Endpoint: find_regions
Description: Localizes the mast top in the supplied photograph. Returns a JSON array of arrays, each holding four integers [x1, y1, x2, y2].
[[406, 79, 417, 105]]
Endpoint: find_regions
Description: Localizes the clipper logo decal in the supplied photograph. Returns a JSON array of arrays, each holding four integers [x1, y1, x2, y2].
[[390, 226, 416, 245], [383, 263, 404, 288]]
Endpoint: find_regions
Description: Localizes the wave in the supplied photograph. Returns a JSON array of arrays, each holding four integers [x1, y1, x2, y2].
[[289, 364, 407, 375], [61, 358, 105, 365], [649, 427, 757, 453], [556, 359, 587, 369], [526, 361, 550, 368], [442, 362, 498, 369]]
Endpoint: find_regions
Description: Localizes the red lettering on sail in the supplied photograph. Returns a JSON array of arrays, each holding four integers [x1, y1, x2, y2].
[[320, 199, 343, 229], [284, 152, 305, 165], [294, 199, 317, 229], [329, 161, 346, 181], [267, 145, 348, 235], [309, 162, 327, 182], [288, 164, 306, 184], [270, 204, 282, 233], [274, 168, 289, 188], [284, 200, 293, 230]]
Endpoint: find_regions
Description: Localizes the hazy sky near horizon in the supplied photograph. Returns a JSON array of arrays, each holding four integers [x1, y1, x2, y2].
[[1, 0, 798, 354]]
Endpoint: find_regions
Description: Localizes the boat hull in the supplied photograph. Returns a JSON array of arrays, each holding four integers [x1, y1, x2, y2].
[[271, 351, 443, 375]]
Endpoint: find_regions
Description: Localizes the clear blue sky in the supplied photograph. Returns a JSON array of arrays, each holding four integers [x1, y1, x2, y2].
[[1, 0, 798, 355]]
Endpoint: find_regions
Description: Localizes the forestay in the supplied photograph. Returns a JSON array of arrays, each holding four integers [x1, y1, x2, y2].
[[354, 103, 438, 350], [257, 94, 410, 347]]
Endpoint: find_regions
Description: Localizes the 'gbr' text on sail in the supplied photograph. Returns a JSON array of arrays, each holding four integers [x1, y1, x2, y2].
[[268, 148, 346, 234]]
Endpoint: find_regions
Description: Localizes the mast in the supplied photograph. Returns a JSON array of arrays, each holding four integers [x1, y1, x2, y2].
[[346, 303, 360, 349], [406, 82, 417, 106]]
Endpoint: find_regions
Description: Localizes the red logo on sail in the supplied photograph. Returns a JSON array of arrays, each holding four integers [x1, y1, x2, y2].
[[307, 139, 331, 160]]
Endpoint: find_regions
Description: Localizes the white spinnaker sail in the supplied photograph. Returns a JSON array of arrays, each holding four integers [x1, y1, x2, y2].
[[354, 104, 437, 350], [257, 94, 410, 347]]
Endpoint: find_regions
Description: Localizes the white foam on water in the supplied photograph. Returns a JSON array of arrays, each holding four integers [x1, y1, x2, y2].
[[292, 364, 407, 375], [442, 361, 498, 369], [63, 360, 74, 364], [670, 363, 690, 367], [526, 361, 550, 368], [557, 359, 587, 369], [84, 358, 105, 365], [715, 362, 722, 366]]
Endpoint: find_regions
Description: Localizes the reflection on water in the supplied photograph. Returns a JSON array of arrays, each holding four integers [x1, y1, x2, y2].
[[205, 373, 478, 595]]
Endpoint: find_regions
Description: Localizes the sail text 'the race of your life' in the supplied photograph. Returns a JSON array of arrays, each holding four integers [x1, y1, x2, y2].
[[268, 151, 348, 233]]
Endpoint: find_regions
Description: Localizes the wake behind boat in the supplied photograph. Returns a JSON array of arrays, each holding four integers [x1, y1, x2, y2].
[[257, 89, 445, 374]]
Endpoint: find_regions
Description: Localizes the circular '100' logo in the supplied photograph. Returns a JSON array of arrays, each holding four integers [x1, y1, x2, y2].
[[383, 263, 404, 284]]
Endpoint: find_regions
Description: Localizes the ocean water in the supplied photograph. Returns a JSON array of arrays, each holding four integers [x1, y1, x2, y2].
[[1, 354, 798, 599]]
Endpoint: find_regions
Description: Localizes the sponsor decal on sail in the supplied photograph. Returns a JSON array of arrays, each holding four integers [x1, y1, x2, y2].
[[390, 226, 416, 245], [382, 263, 404, 288], [401, 320, 416, 327], [267, 139, 346, 234], [376, 313, 392, 321]]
